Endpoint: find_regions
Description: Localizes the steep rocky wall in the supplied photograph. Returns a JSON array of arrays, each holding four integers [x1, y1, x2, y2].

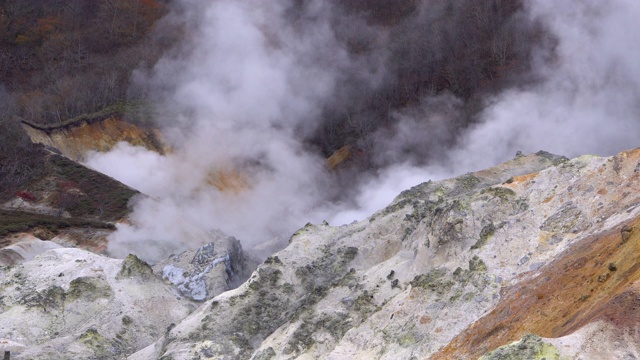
[[22, 117, 165, 162], [432, 148, 640, 359], [434, 211, 640, 359]]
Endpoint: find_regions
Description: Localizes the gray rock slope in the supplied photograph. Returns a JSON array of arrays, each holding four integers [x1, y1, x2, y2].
[[131, 151, 582, 360], [0, 228, 252, 359], [6, 148, 640, 359]]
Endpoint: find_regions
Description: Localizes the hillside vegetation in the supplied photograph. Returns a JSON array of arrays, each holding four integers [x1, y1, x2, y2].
[[0, 0, 550, 211], [0, 0, 169, 125], [0, 0, 546, 145], [310, 0, 549, 165], [2, 151, 137, 216], [0, 0, 167, 214]]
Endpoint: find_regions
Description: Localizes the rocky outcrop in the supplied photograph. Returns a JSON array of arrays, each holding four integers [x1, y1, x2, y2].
[[154, 231, 255, 302]]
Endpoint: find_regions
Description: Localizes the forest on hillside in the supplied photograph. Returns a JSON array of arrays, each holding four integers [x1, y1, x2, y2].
[[0, 0, 551, 199], [0, 0, 169, 125], [0, 0, 171, 199]]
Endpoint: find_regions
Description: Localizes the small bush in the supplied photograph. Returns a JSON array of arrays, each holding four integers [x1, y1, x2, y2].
[[16, 191, 37, 202]]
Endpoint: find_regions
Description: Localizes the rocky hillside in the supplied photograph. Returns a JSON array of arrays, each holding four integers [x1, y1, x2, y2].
[[3, 147, 640, 359]]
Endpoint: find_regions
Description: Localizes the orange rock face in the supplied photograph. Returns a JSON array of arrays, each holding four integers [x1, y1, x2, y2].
[[205, 169, 248, 193], [432, 220, 640, 359], [22, 116, 165, 161], [327, 145, 352, 170]]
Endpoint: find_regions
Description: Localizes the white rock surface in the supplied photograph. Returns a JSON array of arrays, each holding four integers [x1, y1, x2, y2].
[[129, 152, 574, 359], [130, 149, 640, 359], [0, 248, 196, 359]]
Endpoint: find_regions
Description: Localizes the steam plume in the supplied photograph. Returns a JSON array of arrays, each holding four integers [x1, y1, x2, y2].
[[86, 0, 640, 263], [88, 1, 354, 262], [337, 0, 640, 222], [449, 0, 640, 171]]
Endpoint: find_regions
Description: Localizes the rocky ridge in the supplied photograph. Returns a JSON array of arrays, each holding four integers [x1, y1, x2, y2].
[[3, 148, 640, 359]]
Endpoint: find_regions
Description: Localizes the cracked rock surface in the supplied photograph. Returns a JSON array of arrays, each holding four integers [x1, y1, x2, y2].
[[134, 149, 640, 359]]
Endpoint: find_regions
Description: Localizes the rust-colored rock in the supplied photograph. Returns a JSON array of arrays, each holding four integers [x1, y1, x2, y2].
[[327, 145, 352, 170], [431, 215, 640, 359]]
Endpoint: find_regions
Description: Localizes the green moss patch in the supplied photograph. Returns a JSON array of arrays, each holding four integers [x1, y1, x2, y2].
[[67, 276, 113, 302], [117, 254, 155, 281], [471, 222, 496, 250], [410, 268, 455, 295]]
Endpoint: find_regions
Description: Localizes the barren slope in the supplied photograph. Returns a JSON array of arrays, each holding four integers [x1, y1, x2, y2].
[[131, 148, 640, 359]]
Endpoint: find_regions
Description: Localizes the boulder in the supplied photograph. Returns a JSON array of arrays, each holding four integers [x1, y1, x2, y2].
[[153, 230, 254, 301]]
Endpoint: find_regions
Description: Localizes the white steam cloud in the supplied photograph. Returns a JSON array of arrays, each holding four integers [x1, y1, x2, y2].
[[447, 0, 640, 171], [87, 0, 640, 263], [347, 0, 640, 219], [87, 1, 369, 262]]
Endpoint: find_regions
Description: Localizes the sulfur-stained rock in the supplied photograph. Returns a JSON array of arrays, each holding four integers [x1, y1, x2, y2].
[[21, 116, 165, 162], [478, 334, 562, 360]]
